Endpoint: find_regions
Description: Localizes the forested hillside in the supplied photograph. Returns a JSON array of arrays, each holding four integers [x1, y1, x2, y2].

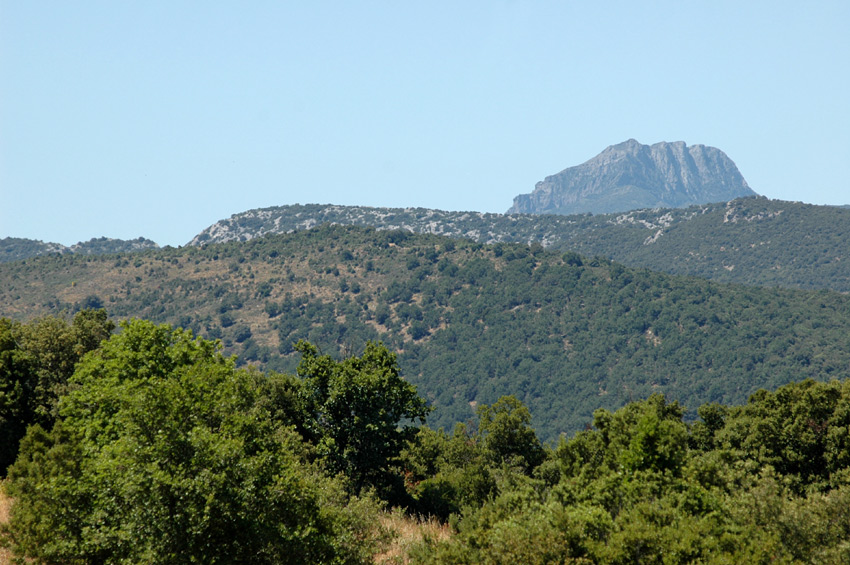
[[4, 315, 850, 563], [2, 225, 850, 438], [191, 197, 850, 292]]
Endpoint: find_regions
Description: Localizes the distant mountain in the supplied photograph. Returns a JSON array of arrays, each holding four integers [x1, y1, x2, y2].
[[187, 199, 850, 293], [0, 236, 159, 263], [507, 139, 757, 215]]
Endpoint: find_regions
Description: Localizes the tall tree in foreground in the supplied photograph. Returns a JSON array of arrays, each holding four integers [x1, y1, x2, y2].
[[4, 320, 380, 564], [0, 309, 114, 474]]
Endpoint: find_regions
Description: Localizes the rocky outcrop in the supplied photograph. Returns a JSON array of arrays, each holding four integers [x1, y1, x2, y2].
[[507, 139, 757, 215]]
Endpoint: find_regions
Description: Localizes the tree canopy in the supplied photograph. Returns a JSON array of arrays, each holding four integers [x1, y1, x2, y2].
[[3, 318, 850, 563], [4, 320, 383, 564], [0, 309, 113, 474], [294, 339, 429, 497], [407, 381, 850, 563]]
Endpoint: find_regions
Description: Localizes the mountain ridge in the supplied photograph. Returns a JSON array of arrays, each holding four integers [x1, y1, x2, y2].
[[186, 198, 850, 292]]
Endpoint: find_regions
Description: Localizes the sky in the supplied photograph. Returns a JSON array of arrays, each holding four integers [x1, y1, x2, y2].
[[2, 1, 848, 247]]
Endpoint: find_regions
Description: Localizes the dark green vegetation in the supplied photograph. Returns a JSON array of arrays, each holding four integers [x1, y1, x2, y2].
[[3, 320, 408, 563], [3, 225, 850, 439], [0, 236, 158, 263], [193, 197, 850, 292], [3, 316, 850, 563], [406, 379, 850, 563], [0, 310, 114, 473]]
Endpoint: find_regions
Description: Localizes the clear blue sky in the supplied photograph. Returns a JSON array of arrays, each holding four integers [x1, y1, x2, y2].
[[2, 1, 848, 247]]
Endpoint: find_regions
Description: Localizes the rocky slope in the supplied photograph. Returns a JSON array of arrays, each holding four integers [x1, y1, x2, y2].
[[186, 199, 850, 293], [507, 139, 757, 215]]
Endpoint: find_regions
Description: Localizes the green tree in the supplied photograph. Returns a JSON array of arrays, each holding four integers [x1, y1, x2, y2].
[[477, 395, 545, 473], [401, 396, 545, 521], [295, 340, 430, 496], [716, 378, 850, 492], [5, 320, 380, 564], [401, 424, 497, 519], [589, 394, 688, 476], [0, 310, 113, 474], [0, 319, 32, 474]]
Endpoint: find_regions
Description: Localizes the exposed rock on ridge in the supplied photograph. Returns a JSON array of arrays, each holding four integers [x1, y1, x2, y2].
[[507, 139, 757, 215], [185, 199, 850, 293]]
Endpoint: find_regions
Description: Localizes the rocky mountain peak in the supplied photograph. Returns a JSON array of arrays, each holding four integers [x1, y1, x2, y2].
[[507, 140, 756, 215]]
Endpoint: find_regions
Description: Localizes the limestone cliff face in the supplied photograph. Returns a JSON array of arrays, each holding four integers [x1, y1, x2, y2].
[[507, 139, 756, 215]]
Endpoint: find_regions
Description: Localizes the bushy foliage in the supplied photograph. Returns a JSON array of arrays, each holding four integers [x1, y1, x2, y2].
[[476, 395, 545, 472], [400, 396, 545, 521], [710, 378, 850, 493], [294, 339, 430, 498], [4, 321, 383, 564], [0, 309, 114, 474], [406, 382, 850, 563], [3, 316, 850, 563]]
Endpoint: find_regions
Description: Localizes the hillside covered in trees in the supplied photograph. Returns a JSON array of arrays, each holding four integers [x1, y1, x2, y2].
[[2, 315, 850, 563], [9, 197, 850, 293], [2, 225, 850, 439], [192, 197, 850, 292]]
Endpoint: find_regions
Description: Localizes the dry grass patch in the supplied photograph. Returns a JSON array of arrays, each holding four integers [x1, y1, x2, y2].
[[374, 509, 451, 564], [0, 482, 12, 565]]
